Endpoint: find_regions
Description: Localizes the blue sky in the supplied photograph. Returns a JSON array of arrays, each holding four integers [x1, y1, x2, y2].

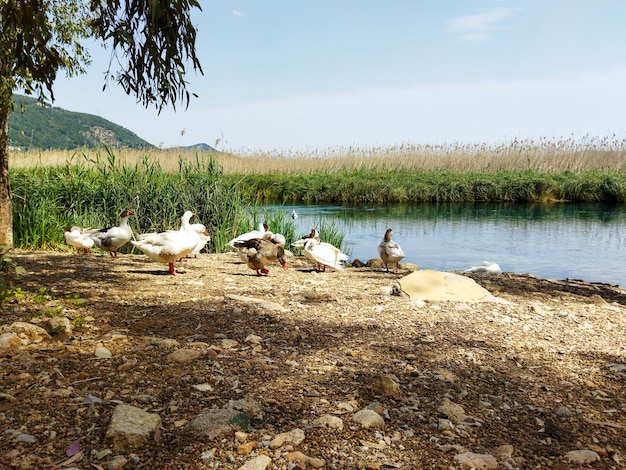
[[50, 1, 626, 151]]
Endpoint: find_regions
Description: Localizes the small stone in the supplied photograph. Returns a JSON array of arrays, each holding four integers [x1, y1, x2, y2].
[[0, 332, 23, 349], [237, 455, 271, 470], [285, 451, 325, 468], [556, 406, 572, 418], [166, 348, 201, 363], [117, 359, 138, 372], [107, 455, 127, 470], [237, 441, 256, 454], [192, 383, 214, 392], [95, 449, 113, 460], [270, 428, 305, 449], [235, 431, 249, 442], [94, 347, 112, 359], [15, 433, 37, 444], [313, 414, 344, 430], [245, 334, 262, 345], [454, 452, 498, 469], [372, 375, 402, 396], [438, 398, 467, 424], [104, 404, 162, 452], [353, 410, 385, 429], [565, 449, 601, 464], [221, 339, 239, 349], [490, 444, 514, 460], [43, 316, 72, 337]]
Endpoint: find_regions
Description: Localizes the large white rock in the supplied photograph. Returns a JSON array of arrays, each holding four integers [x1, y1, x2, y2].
[[399, 270, 503, 302]]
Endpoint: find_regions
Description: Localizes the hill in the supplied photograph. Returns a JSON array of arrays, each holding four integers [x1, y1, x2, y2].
[[8, 94, 154, 150]]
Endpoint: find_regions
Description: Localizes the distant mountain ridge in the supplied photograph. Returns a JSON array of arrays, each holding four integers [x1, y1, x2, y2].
[[8, 94, 154, 150]]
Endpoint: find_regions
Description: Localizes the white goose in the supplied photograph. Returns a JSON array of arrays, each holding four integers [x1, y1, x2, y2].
[[228, 222, 268, 248], [378, 228, 405, 273], [302, 237, 348, 272], [131, 211, 203, 275], [64, 226, 94, 254], [189, 223, 210, 257], [465, 261, 502, 276], [86, 210, 135, 257], [291, 209, 299, 220]]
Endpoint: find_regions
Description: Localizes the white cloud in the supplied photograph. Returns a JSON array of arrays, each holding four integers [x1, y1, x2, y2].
[[445, 7, 522, 42], [232, 9, 244, 18]]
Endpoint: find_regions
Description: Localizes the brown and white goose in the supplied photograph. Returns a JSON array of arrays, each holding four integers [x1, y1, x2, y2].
[[233, 234, 287, 276], [228, 222, 268, 248], [377, 228, 405, 273], [131, 211, 203, 275], [86, 210, 135, 257]]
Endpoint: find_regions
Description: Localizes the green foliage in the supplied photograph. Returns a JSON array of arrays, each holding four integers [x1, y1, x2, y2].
[[9, 151, 255, 252], [0, 0, 92, 108], [91, 0, 203, 112], [225, 169, 626, 204], [9, 94, 154, 150]]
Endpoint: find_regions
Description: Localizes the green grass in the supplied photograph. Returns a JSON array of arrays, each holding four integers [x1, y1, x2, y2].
[[10, 150, 255, 252], [224, 168, 626, 204]]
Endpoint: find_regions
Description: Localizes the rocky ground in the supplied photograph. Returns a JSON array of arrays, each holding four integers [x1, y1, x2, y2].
[[0, 249, 625, 470]]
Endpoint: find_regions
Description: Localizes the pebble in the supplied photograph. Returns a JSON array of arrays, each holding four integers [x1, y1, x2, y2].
[[269, 428, 305, 448], [438, 398, 467, 424], [372, 375, 402, 396], [104, 404, 162, 452], [94, 347, 112, 359], [353, 410, 385, 429], [166, 348, 201, 363], [313, 414, 344, 430], [107, 455, 127, 470], [556, 406, 572, 418], [237, 455, 271, 470], [15, 433, 37, 444], [285, 451, 325, 468], [192, 383, 214, 392], [237, 441, 256, 454], [0, 332, 24, 349], [454, 451, 498, 469], [565, 449, 601, 464]]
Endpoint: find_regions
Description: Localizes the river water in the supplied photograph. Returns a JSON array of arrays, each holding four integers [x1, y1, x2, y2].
[[263, 202, 626, 287]]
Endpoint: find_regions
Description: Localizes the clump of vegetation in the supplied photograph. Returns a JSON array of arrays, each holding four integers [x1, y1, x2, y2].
[[10, 149, 252, 252], [0, 245, 25, 297], [8, 136, 626, 251]]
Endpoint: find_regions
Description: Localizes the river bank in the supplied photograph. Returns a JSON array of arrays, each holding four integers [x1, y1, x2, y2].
[[1, 250, 625, 468]]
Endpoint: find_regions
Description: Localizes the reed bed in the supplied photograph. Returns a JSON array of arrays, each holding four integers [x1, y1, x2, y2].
[[9, 152, 309, 252], [10, 134, 626, 174], [7, 136, 626, 249]]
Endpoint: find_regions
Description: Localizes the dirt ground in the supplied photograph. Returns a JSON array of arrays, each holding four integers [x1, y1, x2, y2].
[[1, 249, 625, 469]]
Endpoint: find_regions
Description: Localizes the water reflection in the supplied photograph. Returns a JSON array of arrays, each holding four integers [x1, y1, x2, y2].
[[264, 203, 626, 286]]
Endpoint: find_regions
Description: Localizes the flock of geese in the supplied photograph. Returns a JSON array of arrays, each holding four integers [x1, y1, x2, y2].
[[63, 209, 403, 276], [64, 209, 500, 276]]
